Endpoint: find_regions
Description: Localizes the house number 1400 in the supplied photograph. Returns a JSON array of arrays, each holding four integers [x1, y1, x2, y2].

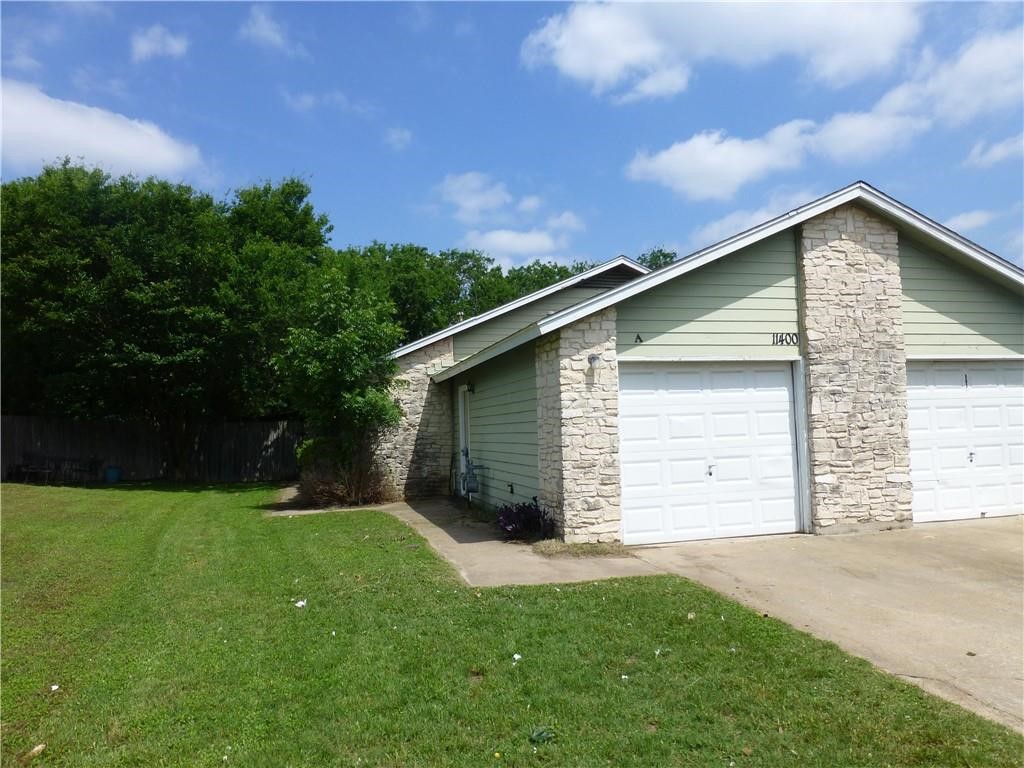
[[771, 332, 799, 346]]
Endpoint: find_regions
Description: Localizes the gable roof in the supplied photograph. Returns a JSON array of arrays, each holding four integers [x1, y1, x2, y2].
[[433, 181, 1024, 383], [390, 256, 648, 359]]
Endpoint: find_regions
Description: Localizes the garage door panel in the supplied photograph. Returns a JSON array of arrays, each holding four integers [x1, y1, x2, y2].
[[667, 414, 703, 441], [709, 369, 747, 391], [1009, 445, 1024, 467], [669, 501, 713, 532], [620, 362, 799, 544], [761, 497, 798, 526], [936, 407, 968, 430], [622, 505, 664, 537], [620, 460, 662, 490], [908, 361, 1023, 522], [971, 406, 1003, 429], [1008, 405, 1023, 428], [756, 410, 791, 437], [759, 453, 796, 482], [668, 459, 706, 489], [710, 411, 750, 439], [714, 499, 757, 529], [621, 415, 661, 444]]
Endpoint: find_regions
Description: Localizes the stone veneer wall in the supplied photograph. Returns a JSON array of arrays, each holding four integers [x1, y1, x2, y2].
[[377, 338, 454, 499], [799, 204, 913, 532], [535, 307, 621, 543]]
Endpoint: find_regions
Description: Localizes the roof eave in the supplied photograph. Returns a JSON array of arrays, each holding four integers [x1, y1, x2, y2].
[[390, 255, 648, 360]]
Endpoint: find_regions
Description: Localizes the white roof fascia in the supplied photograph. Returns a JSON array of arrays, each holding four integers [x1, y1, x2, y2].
[[537, 182, 1024, 336], [431, 324, 542, 383], [390, 256, 648, 359]]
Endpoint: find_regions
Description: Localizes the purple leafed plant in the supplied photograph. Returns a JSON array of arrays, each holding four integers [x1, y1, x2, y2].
[[495, 497, 555, 541]]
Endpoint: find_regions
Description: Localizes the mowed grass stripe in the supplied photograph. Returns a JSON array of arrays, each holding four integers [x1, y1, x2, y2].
[[2, 484, 1020, 767]]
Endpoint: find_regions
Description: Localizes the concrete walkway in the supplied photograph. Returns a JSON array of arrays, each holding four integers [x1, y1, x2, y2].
[[376, 499, 661, 586], [270, 492, 1022, 730]]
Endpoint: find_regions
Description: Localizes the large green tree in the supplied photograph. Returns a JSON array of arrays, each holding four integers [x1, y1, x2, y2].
[[1, 161, 604, 481], [1, 162, 331, 475]]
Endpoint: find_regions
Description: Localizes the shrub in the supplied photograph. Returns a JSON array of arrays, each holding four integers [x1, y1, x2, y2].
[[296, 435, 387, 507], [496, 498, 555, 541]]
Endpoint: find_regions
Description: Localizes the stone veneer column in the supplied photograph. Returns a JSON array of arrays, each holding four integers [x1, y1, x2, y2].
[[377, 338, 454, 500], [799, 204, 913, 532], [535, 307, 621, 543]]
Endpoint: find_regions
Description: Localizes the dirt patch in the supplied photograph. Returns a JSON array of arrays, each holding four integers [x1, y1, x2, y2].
[[531, 540, 635, 558]]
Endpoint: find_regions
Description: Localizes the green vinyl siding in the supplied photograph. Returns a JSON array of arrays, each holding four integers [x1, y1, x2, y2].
[[454, 287, 606, 360], [454, 344, 539, 510], [901, 239, 1024, 357], [617, 231, 799, 358]]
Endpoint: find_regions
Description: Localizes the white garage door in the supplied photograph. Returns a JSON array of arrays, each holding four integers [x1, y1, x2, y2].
[[908, 361, 1023, 522], [619, 363, 800, 545]]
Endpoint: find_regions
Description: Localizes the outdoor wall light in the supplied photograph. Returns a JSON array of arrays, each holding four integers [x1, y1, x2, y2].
[[588, 353, 602, 368], [466, 382, 475, 393]]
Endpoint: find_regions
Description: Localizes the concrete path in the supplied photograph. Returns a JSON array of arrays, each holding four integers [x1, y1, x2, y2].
[[270, 491, 1022, 730], [376, 499, 661, 586], [635, 517, 1024, 732]]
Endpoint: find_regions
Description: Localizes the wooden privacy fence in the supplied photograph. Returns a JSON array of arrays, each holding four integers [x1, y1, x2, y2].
[[1, 415, 304, 483]]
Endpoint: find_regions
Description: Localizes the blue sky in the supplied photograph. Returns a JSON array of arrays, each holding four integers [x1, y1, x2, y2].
[[3, 2, 1023, 266]]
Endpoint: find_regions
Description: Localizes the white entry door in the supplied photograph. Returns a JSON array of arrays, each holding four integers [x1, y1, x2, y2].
[[907, 361, 1024, 522], [619, 363, 800, 544]]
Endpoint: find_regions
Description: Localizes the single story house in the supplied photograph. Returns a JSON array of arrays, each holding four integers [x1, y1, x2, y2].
[[378, 181, 1024, 545]]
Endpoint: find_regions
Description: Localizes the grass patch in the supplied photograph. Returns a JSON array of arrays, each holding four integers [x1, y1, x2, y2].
[[532, 540, 634, 558], [3, 483, 1021, 767]]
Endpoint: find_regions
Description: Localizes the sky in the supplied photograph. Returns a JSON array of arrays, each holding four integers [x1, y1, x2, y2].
[[2, 2, 1023, 267]]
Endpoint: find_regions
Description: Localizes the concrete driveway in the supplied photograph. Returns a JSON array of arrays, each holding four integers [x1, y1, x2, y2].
[[635, 517, 1024, 731]]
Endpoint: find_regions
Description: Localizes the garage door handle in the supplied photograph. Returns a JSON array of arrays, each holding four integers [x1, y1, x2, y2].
[[968, 451, 975, 463], [706, 464, 715, 477]]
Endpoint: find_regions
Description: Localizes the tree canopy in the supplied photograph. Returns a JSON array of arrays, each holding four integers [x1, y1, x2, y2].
[[0, 161, 608, 430]]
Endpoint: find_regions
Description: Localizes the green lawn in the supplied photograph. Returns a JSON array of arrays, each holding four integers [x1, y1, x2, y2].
[[2, 484, 1020, 767]]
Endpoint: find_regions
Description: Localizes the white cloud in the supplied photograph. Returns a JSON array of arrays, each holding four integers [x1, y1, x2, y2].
[[628, 25, 1024, 199], [1, 79, 203, 178], [523, 3, 921, 102], [384, 127, 412, 151], [463, 228, 560, 259], [131, 24, 188, 63], [964, 133, 1024, 169], [944, 209, 997, 233], [240, 5, 308, 58], [877, 27, 1023, 126], [546, 210, 584, 232], [690, 187, 821, 248], [437, 172, 512, 224], [627, 121, 813, 201], [437, 173, 584, 263], [517, 195, 542, 213], [811, 111, 931, 164]]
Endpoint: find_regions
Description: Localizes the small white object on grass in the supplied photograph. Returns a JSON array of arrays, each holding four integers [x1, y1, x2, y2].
[[512, 653, 522, 665], [50, 684, 59, 691], [294, 599, 307, 608]]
